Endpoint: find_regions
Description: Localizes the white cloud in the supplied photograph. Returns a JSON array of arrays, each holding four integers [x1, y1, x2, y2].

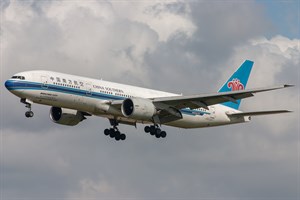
[[111, 1, 197, 42], [2, 0, 34, 24], [252, 35, 299, 55], [2, 0, 160, 85]]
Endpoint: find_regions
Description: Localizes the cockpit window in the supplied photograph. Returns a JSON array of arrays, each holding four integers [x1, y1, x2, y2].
[[11, 76, 25, 80]]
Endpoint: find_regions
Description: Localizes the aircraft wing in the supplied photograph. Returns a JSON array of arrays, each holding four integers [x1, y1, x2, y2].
[[107, 84, 292, 124], [152, 85, 293, 110]]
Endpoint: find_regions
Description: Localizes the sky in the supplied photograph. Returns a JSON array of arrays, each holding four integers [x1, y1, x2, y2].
[[0, 0, 299, 200]]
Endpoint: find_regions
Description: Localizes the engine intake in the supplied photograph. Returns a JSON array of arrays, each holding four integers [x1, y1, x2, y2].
[[50, 107, 84, 126], [121, 98, 156, 120]]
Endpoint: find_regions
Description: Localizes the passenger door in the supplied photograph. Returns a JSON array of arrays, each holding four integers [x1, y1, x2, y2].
[[41, 75, 48, 89], [85, 82, 92, 96]]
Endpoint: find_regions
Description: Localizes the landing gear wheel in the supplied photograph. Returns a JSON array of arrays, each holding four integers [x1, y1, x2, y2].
[[115, 135, 121, 141], [114, 131, 121, 141], [160, 131, 167, 138], [150, 130, 155, 135], [104, 129, 110, 136], [156, 128, 161, 135], [120, 134, 126, 140], [155, 128, 162, 138], [150, 125, 156, 134], [146, 124, 167, 139], [25, 111, 34, 118], [149, 125, 156, 135], [144, 126, 150, 133], [104, 119, 126, 141], [109, 128, 116, 138]]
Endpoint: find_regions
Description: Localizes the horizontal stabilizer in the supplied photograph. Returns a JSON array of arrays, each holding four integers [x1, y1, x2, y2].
[[227, 110, 292, 117]]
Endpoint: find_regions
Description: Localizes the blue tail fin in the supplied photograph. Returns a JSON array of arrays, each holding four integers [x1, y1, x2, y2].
[[218, 60, 253, 110]]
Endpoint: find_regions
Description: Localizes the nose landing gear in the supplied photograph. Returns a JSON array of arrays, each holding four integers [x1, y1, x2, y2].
[[25, 110, 34, 118], [21, 98, 34, 118]]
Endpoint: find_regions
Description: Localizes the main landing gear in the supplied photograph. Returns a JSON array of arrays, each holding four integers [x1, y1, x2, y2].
[[103, 120, 167, 141], [21, 98, 34, 118], [104, 128, 126, 141], [144, 125, 167, 138], [104, 119, 126, 141]]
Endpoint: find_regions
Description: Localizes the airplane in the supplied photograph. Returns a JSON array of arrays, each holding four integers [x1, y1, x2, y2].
[[4, 60, 293, 141]]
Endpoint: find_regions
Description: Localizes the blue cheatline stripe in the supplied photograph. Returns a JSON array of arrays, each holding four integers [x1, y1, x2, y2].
[[181, 108, 210, 116], [5, 80, 123, 101], [5, 80, 210, 116]]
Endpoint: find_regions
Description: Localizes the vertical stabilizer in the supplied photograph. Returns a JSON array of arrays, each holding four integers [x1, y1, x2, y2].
[[218, 60, 253, 110]]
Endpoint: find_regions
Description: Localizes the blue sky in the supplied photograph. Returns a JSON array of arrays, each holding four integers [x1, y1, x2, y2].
[[257, 0, 299, 38]]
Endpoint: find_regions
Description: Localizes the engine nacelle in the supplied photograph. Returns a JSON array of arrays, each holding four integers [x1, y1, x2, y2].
[[121, 98, 156, 120], [50, 107, 84, 126]]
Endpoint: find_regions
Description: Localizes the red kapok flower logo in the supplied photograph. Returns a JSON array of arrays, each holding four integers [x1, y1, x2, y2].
[[227, 78, 244, 91]]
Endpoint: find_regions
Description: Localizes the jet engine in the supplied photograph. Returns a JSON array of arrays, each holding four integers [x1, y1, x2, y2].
[[50, 107, 85, 126], [121, 98, 157, 120]]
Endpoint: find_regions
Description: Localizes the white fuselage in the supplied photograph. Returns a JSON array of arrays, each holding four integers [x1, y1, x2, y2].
[[5, 70, 249, 128]]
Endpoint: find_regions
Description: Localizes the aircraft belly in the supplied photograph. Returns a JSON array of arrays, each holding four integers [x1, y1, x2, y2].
[[30, 90, 72, 108], [165, 113, 232, 129], [26, 90, 93, 112], [10, 89, 26, 98]]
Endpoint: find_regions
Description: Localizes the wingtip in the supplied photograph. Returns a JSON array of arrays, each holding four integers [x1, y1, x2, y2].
[[284, 84, 294, 88], [280, 110, 293, 113]]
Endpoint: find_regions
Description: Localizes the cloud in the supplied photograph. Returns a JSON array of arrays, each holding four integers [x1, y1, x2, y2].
[[110, 1, 197, 42], [2, 0, 160, 87], [224, 35, 299, 133], [1, 0, 299, 200]]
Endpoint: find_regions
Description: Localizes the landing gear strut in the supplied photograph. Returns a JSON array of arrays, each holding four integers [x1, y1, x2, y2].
[[144, 125, 167, 138], [104, 119, 126, 141], [21, 98, 34, 118]]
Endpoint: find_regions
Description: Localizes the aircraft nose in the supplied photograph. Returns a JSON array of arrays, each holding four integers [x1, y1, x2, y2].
[[4, 80, 13, 90]]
